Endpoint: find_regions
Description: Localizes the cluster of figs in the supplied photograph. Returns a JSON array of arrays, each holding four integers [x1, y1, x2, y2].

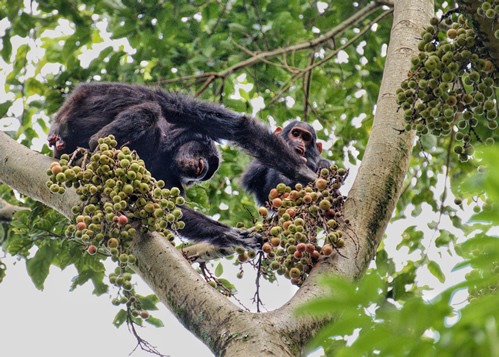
[[237, 166, 349, 286]]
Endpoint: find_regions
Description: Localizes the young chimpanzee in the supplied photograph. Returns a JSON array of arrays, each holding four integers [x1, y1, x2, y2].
[[48, 83, 316, 248], [241, 121, 330, 206]]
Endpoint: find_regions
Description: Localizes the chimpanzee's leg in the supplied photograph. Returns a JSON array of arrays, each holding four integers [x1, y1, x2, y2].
[[178, 207, 261, 248]]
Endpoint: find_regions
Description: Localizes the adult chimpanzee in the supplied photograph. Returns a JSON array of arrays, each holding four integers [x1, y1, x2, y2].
[[241, 121, 330, 206], [48, 83, 316, 248]]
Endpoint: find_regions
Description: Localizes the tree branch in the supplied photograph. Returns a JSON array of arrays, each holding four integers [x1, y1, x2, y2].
[[0, 197, 29, 221], [156, 1, 386, 90], [0, 133, 75, 217], [340, 0, 432, 267]]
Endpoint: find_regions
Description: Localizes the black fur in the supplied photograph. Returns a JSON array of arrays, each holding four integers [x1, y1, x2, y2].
[[242, 121, 330, 206], [48, 83, 315, 248]]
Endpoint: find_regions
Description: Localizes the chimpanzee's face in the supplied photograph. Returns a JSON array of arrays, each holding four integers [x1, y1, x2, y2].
[[287, 126, 314, 159], [174, 140, 220, 185]]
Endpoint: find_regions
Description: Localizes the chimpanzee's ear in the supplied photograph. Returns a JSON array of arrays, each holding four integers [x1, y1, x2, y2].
[[273, 127, 283, 136], [317, 142, 323, 153]]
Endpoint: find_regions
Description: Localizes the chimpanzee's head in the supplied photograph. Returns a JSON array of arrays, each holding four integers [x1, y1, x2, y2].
[[172, 138, 220, 186], [275, 121, 323, 170]]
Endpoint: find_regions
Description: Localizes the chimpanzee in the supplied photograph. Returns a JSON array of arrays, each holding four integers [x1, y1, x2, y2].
[[48, 83, 316, 248], [241, 121, 330, 206]]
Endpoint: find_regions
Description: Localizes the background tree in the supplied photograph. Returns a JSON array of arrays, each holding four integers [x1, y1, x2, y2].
[[0, 0, 497, 356]]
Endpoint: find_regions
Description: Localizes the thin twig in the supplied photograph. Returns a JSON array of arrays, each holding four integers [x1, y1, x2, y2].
[[232, 40, 300, 72], [421, 129, 456, 265], [127, 313, 168, 357], [303, 52, 315, 120], [252, 251, 265, 312]]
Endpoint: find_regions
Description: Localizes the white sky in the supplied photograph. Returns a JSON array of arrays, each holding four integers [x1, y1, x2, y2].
[[0, 250, 303, 357]]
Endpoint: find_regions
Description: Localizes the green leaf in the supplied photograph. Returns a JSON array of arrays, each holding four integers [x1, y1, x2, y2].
[[218, 278, 236, 293], [238, 88, 250, 101], [356, 272, 385, 304], [137, 294, 160, 311], [110, 22, 137, 39], [391, 271, 416, 300], [427, 260, 445, 283], [223, 98, 247, 112], [0, 100, 12, 117], [298, 297, 343, 316], [91, 272, 108, 296], [26, 242, 56, 290], [113, 309, 128, 328], [25, 78, 46, 96], [53, 243, 82, 270], [435, 230, 454, 247], [306, 313, 371, 351], [214, 262, 223, 277], [228, 23, 247, 33], [397, 225, 423, 253], [145, 316, 164, 328], [70, 269, 94, 290], [427, 220, 438, 230], [1, 29, 12, 61]]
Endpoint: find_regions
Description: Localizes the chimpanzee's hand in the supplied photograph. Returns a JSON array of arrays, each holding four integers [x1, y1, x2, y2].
[[295, 165, 317, 183], [223, 228, 263, 250]]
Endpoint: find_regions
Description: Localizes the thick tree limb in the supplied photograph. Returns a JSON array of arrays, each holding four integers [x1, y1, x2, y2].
[[0, 133, 75, 217], [338, 0, 432, 268], [0, 197, 29, 221]]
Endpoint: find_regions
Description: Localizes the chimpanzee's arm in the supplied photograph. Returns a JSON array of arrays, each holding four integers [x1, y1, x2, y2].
[[241, 161, 295, 207], [155, 92, 316, 183], [318, 158, 332, 169], [178, 207, 261, 248], [88, 102, 162, 151]]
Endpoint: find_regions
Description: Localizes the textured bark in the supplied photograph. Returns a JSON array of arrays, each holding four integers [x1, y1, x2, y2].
[[0, 133, 76, 217], [0, 198, 28, 221], [341, 0, 433, 269], [0, 1, 435, 355]]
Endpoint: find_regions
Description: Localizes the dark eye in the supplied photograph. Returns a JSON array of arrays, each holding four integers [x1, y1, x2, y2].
[[302, 133, 312, 142], [292, 130, 300, 137]]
